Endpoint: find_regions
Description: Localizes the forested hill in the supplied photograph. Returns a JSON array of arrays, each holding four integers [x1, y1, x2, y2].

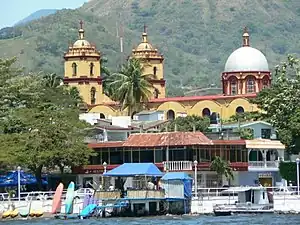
[[0, 0, 300, 96]]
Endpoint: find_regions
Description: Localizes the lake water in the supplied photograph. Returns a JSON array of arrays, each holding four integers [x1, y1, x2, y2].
[[1, 215, 299, 225]]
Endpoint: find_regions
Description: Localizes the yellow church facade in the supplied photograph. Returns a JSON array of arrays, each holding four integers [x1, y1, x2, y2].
[[63, 23, 270, 121]]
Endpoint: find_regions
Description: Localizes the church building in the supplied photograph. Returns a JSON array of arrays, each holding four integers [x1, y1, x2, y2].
[[63, 23, 271, 121]]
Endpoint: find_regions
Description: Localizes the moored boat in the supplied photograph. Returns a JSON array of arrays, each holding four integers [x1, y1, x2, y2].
[[213, 186, 274, 216]]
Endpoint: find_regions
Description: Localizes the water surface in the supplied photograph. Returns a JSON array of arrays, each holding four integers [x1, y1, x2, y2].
[[1, 214, 299, 225]]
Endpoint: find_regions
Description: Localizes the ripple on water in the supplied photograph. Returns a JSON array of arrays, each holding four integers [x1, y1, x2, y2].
[[2, 214, 300, 225]]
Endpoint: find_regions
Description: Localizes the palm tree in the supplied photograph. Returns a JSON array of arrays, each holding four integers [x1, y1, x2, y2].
[[108, 58, 154, 115], [43, 73, 62, 88], [210, 156, 234, 187]]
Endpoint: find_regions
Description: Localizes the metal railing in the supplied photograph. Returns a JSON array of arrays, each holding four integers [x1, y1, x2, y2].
[[248, 161, 279, 168], [163, 161, 193, 171], [0, 190, 68, 202], [192, 186, 300, 200]]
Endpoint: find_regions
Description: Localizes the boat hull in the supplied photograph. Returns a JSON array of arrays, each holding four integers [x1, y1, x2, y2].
[[214, 209, 274, 216]]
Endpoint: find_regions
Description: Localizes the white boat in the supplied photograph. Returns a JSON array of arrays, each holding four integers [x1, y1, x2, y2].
[[213, 186, 274, 216]]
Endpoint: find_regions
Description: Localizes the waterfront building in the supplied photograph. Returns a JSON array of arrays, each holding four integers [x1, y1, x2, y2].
[[73, 132, 284, 188], [63, 24, 270, 121]]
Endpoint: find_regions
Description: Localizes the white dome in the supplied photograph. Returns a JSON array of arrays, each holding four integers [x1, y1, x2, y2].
[[224, 46, 269, 72]]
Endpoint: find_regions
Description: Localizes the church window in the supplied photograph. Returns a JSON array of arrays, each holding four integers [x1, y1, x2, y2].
[[72, 63, 77, 76], [90, 63, 94, 76], [167, 110, 175, 120], [202, 108, 211, 117], [246, 78, 255, 93], [236, 106, 244, 114], [262, 79, 268, 89], [100, 113, 105, 119], [230, 79, 237, 95], [154, 89, 159, 98], [90, 87, 96, 105], [153, 66, 157, 76]]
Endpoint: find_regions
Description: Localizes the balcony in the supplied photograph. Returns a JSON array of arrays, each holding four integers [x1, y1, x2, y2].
[[248, 161, 279, 171], [162, 161, 193, 171]]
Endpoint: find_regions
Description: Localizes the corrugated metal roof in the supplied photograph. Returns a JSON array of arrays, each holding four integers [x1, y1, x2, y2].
[[123, 132, 212, 147], [245, 139, 285, 149]]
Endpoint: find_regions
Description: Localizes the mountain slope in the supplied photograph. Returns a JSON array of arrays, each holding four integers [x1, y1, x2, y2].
[[0, 0, 300, 96], [15, 9, 58, 26]]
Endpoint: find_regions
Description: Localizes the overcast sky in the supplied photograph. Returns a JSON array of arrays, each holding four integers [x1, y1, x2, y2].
[[1, 0, 88, 28]]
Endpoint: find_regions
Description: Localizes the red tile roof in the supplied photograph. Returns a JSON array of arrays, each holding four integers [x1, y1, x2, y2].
[[212, 140, 246, 145], [123, 132, 212, 147], [148, 93, 257, 103]]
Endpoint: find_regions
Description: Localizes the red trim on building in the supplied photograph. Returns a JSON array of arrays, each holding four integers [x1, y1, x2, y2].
[[148, 93, 257, 103], [222, 71, 270, 75], [149, 79, 166, 85], [212, 140, 246, 145], [63, 77, 102, 84], [88, 141, 125, 148]]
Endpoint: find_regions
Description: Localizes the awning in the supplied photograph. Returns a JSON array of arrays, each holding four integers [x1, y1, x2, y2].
[[246, 139, 285, 149], [103, 163, 163, 177], [161, 172, 192, 181]]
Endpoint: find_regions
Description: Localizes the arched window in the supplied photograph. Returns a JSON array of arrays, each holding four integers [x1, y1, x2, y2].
[[262, 79, 269, 89], [90, 63, 94, 76], [153, 66, 157, 76], [246, 78, 255, 93], [72, 63, 77, 76], [236, 106, 244, 114], [153, 89, 159, 99], [210, 112, 218, 124], [230, 79, 237, 95], [202, 108, 211, 117], [90, 87, 96, 105], [167, 110, 175, 120], [100, 113, 105, 119]]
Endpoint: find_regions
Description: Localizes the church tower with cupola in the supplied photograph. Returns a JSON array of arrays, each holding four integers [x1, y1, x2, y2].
[[63, 21, 104, 106], [130, 25, 166, 99], [221, 27, 271, 96]]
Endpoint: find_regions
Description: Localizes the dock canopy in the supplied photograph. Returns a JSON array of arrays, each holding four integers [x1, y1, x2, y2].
[[103, 163, 163, 177], [161, 172, 192, 181], [161, 172, 192, 199]]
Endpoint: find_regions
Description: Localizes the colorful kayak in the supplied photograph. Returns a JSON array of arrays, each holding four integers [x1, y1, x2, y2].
[[2, 210, 11, 218], [65, 181, 75, 214], [51, 183, 64, 214], [10, 209, 18, 218], [80, 204, 97, 218], [19, 208, 29, 218]]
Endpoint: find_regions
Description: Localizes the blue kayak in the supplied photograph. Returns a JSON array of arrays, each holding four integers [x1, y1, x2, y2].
[[80, 204, 97, 217]]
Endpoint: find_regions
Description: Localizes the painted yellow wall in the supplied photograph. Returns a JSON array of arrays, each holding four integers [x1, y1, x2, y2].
[[64, 58, 100, 78], [88, 97, 257, 120]]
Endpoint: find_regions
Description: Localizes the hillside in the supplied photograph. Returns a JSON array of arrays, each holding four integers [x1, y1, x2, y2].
[[15, 9, 58, 26], [0, 0, 300, 96]]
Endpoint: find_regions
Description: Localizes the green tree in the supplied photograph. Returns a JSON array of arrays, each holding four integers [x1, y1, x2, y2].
[[253, 55, 300, 154], [279, 161, 297, 184], [239, 128, 254, 140], [210, 156, 234, 186], [166, 115, 210, 132], [0, 58, 94, 188], [108, 58, 154, 115]]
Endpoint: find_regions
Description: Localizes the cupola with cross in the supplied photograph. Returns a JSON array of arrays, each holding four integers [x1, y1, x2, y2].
[[221, 27, 271, 96], [130, 25, 166, 99], [63, 21, 105, 106]]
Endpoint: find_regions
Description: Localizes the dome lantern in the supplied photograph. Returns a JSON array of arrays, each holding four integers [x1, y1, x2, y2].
[[242, 26, 250, 47]]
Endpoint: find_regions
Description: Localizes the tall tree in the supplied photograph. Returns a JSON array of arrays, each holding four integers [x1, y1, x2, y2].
[[210, 156, 234, 187], [108, 58, 154, 115], [253, 55, 300, 154], [0, 58, 94, 188]]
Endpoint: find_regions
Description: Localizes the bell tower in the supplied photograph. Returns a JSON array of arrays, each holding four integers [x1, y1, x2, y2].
[[63, 21, 104, 105], [131, 25, 166, 99]]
